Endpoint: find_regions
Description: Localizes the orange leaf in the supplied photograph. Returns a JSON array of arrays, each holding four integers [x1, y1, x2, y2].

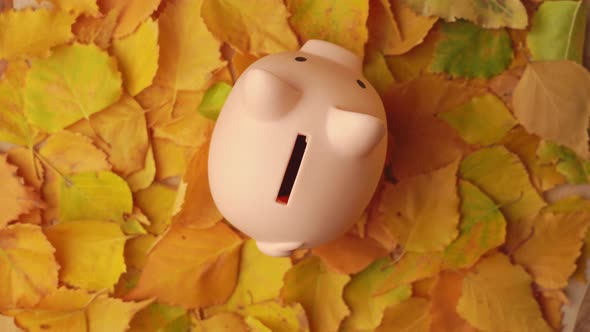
[[375, 297, 431, 332], [173, 141, 221, 229], [383, 75, 481, 179], [312, 232, 388, 274], [126, 222, 242, 308], [430, 271, 478, 332], [513, 210, 590, 289]]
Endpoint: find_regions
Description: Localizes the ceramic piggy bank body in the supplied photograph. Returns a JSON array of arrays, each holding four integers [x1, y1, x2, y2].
[[208, 40, 387, 256]]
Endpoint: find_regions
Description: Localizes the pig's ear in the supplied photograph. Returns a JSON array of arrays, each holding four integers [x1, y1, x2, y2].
[[326, 106, 385, 157], [242, 68, 301, 120]]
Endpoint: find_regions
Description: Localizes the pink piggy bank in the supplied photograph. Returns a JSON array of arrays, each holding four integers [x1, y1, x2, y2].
[[208, 40, 387, 256]]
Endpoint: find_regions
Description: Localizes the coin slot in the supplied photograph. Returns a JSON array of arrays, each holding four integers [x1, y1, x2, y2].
[[276, 134, 308, 205]]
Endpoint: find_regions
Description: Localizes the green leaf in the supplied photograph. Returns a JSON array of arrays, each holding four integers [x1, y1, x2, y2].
[[24, 43, 122, 132], [341, 258, 412, 331], [538, 141, 590, 184], [401, 0, 528, 29], [439, 93, 517, 145], [59, 171, 133, 223], [431, 20, 513, 79], [197, 82, 232, 120], [459, 146, 546, 222], [528, 1, 587, 64], [443, 180, 506, 269]]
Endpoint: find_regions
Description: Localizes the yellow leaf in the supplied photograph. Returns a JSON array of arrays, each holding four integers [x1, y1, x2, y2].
[[234, 301, 310, 332], [0, 60, 36, 147], [39, 131, 111, 222], [286, 0, 369, 56], [52, 0, 99, 16], [15, 288, 151, 332], [513, 61, 590, 159], [128, 302, 189, 332], [440, 93, 517, 146], [135, 182, 177, 234], [125, 143, 156, 192], [193, 313, 248, 332], [208, 240, 291, 315], [152, 137, 197, 180], [125, 233, 156, 270], [341, 258, 412, 331], [312, 232, 388, 275], [375, 297, 431, 332], [430, 271, 478, 332], [0, 154, 41, 229], [281, 256, 350, 332], [44, 220, 126, 291], [0, 224, 58, 309], [0, 8, 74, 60], [513, 211, 590, 289], [112, 19, 159, 96], [100, 0, 160, 38], [244, 316, 273, 332], [459, 146, 546, 222], [442, 180, 506, 269], [126, 222, 242, 308], [378, 159, 460, 252], [363, 49, 396, 95], [501, 126, 565, 191], [201, 0, 298, 56], [70, 95, 149, 177], [155, 0, 225, 91], [377, 252, 443, 294], [368, 0, 437, 56], [457, 253, 552, 332], [152, 113, 214, 149], [58, 171, 133, 224], [383, 75, 482, 179], [39, 131, 110, 175], [386, 27, 439, 82], [24, 43, 122, 132]]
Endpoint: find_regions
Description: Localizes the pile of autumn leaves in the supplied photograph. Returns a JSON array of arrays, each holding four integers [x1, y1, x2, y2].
[[1, 0, 590, 331]]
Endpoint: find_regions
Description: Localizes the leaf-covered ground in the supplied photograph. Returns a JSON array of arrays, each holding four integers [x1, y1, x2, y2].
[[0, 0, 589, 331]]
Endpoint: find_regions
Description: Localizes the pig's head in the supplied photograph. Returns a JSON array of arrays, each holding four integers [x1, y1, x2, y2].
[[208, 40, 387, 256]]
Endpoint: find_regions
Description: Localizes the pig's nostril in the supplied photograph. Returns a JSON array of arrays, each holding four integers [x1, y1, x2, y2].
[[276, 134, 308, 205]]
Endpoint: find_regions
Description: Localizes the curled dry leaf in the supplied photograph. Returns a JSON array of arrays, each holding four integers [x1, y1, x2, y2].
[[401, 0, 528, 29]]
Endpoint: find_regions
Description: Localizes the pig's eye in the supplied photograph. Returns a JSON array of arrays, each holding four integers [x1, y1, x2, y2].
[[295, 56, 307, 62], [356, 79, 366, 89]]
